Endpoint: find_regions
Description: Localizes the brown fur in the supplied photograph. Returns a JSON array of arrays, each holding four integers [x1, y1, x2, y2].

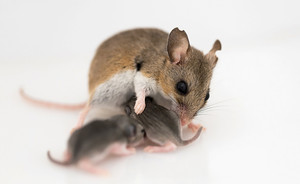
[[88, 28, 168, 97], [88, 28, 221, 120]]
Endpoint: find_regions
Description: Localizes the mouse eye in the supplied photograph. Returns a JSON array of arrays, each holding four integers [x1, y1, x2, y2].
[[176, 80, 188, 95], [205, 92, 210, 101], [124, 106, 131, 115], [124, 124, 136, 137]]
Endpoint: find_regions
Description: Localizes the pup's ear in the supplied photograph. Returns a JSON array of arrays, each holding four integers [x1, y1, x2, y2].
[[205, 40, 221, 67], [167, 28, 190, 65]]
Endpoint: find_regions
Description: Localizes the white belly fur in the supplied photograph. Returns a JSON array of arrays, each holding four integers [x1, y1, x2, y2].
[[90, 70, 136, 106], [89, 70, 177, 121]]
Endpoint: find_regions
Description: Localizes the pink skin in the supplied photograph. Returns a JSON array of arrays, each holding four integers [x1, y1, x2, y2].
[[19, 88, 90, 133], [134, 90, 146, 114], [180, 114, 202, 132], [19, 88, 86, 110], [71, 105, 90, 133], [144, 141, 177, 153], [78, 159, 110, 176], [110, 144, 136, 156], [188, 123, 202, 132]]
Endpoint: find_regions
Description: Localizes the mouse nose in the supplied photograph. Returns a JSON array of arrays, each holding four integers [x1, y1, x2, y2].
[[177, 103, 187, 114], [177, 104, 190, 126]]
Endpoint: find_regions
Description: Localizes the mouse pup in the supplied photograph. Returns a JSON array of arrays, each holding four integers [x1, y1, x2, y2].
[[47, 115, 145, 175], [125, 97, 203, 153]]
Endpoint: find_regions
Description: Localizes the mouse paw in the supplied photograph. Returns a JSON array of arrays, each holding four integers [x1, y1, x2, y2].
[[134, 99, 146, 114], [126, 147, 136, 155], [111, 145, 136, 156], [78, 159, 110, 176], [188, 123, 203, 132], [144, 142, 177, 153]]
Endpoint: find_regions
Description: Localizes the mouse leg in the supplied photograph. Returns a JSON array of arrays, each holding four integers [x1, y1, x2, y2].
[[134, 72, 157, 114], [71, 105, 90, 133], [77, 158, 109, 176], [110, 144, 136, 156], [144, 141, 177, 153]]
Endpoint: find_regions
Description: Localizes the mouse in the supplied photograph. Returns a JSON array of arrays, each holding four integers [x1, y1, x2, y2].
[[81, 27, 221, 132], [47, 115, 145, 175], [19, 27, 221, 133], [124, 97, 203, 153]]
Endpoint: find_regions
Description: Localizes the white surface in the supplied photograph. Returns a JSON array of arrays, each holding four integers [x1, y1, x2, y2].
[[1, 0, 300, 184]]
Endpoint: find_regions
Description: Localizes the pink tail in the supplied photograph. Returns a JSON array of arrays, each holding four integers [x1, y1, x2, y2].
[[20, 88, 86, 111]]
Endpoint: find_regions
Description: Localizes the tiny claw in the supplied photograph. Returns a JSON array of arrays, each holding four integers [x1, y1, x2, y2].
[[78, 159, 110, 176]]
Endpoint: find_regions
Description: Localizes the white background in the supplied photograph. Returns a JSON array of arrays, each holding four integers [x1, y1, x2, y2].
[[1, 0, 300, 183]]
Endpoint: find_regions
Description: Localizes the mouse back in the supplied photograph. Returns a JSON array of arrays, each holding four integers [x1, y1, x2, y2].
[[67, 115, 143, 163]]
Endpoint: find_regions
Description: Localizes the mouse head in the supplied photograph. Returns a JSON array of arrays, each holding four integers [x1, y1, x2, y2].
[[124, 96, 154, 117], [160, 28, 221, 125], [118, 116, 145, 146]]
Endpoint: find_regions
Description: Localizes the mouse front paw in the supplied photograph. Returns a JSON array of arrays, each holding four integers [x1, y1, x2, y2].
[[134, 99, 146, 114], [188, 123, 206, 132]]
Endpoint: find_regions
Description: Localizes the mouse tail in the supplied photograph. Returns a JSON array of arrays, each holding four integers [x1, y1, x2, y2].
[[20, 88, 86, 111], [47, 151, 72, 166], [182, 126, 203, 146]]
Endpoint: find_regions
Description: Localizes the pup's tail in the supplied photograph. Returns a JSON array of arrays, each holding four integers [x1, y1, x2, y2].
[[20, 88, 86, 110], [182, 126, 203, 146], [47, 151, 72, 166]]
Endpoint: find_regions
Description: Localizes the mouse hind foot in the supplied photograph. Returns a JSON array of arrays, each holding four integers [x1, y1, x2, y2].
[[77, 159, 110, 176], [144, 142, 177, 153], [110, 143, 136, 156]]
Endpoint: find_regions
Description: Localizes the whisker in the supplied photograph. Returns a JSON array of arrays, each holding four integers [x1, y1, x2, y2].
[[200, 99, 232, 111], [195, 113, 211, 116], [200, 106, 226, 112]]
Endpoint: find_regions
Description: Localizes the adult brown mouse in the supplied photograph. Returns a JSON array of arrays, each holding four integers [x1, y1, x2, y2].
[[47, 115, 145, 175], [76, 27, 221, 131], [124, 97, 203, 153]]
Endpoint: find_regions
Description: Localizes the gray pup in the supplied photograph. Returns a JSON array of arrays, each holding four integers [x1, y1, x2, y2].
[[47, 115, 144, 175], [125, 97, 203, 153]]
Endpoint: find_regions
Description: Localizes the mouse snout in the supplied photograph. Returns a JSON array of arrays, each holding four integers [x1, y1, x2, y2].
[[177, 104, 192, 126]]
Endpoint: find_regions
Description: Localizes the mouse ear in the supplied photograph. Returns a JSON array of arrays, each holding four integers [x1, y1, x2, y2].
[[204, 40, 221, 68], [124, 105, 132, 115], [167, 28, 190, 65]]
